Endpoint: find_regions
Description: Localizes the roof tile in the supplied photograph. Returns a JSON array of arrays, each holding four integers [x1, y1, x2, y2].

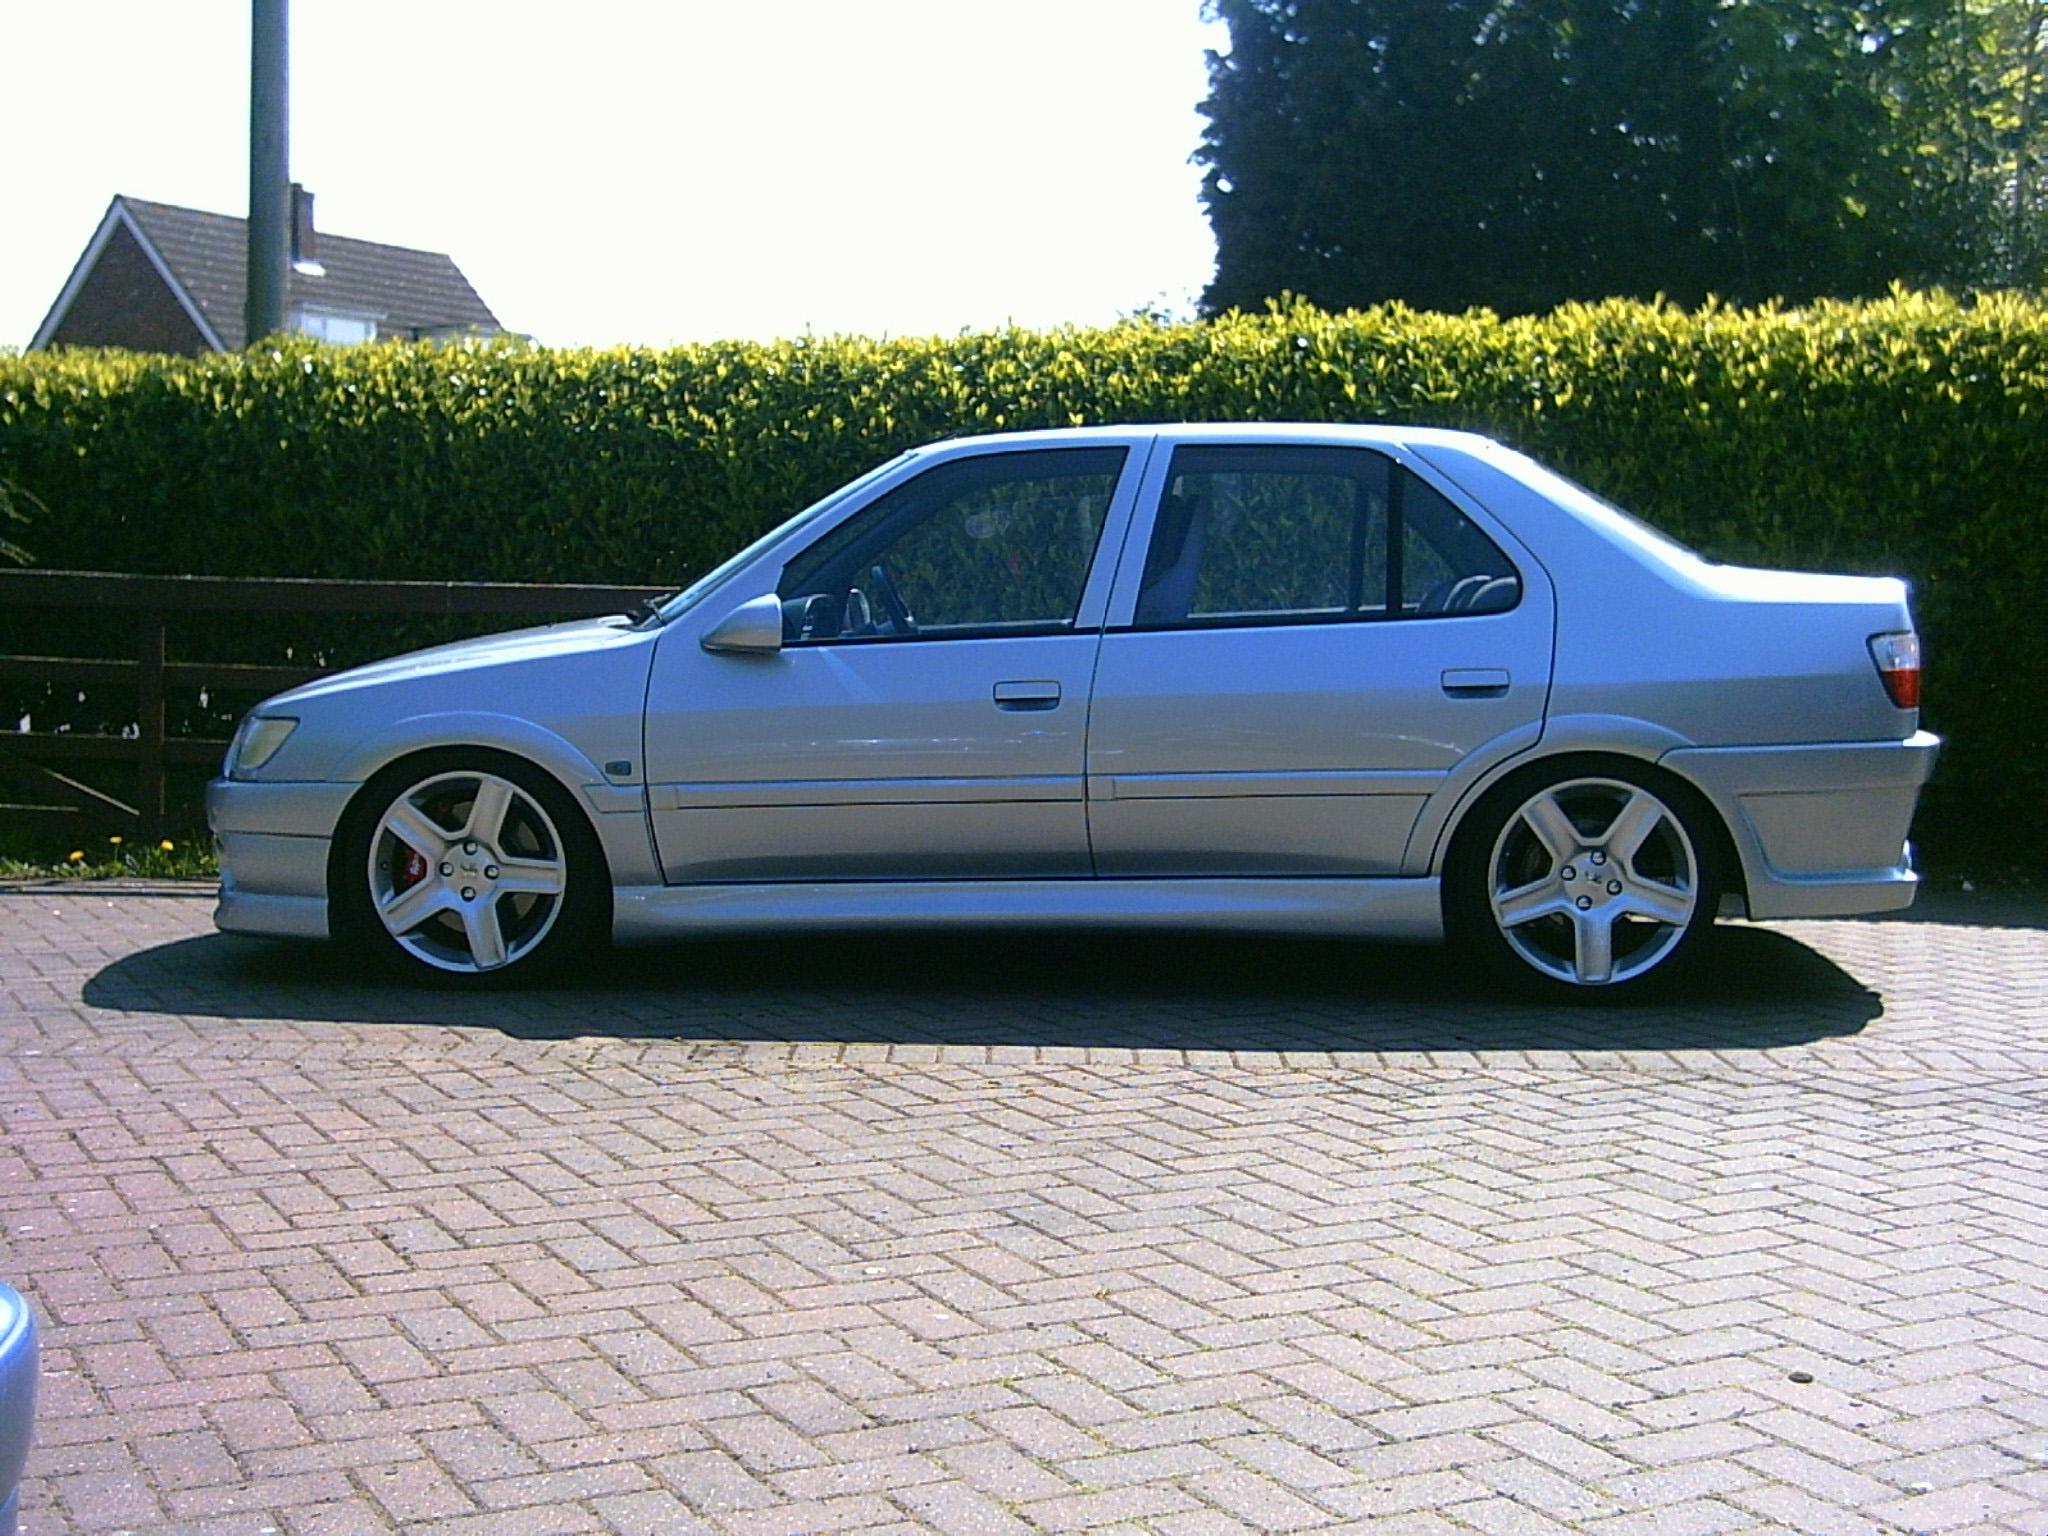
[[118, 195, 501, 349]]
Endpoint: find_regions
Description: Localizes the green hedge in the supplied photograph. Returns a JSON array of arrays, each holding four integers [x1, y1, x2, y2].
[[2, 289, 2043, 854]]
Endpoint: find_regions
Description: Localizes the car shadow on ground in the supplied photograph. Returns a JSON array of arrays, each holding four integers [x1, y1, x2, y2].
[[82, 923, 1883, 1054]]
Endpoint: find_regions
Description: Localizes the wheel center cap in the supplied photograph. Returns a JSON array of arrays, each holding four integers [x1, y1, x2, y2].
[[1571, 850, 1619, 903]]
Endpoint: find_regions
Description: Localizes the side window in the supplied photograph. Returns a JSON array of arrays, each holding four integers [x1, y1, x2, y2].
[[1136, 447, 1390, 627], [1134, 445, 1517, 628], [779, 447, 1126, 643], [1404, 474, 1521, 616]]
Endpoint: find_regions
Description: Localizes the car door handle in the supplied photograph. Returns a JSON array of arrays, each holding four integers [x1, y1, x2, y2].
[[1442, 668, 1511, 697], [993, 680, 1061, 711]]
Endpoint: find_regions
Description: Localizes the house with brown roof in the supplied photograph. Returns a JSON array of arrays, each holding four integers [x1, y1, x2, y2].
[[31, 188, 501, 353]]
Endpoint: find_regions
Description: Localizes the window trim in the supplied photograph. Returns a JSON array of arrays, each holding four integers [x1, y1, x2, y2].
[[290, 304, 381, 344], [779, 619, 1092, 650], [1113, 442, 1522, 634], [1386, 465, 1407, 618]]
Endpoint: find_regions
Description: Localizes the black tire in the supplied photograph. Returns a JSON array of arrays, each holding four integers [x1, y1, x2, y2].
[[331, 748, 609, 986], [1446, 755, 1722, 1003]]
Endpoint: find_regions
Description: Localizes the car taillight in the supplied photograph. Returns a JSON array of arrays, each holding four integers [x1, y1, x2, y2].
[[1869, 631, 1921, 709]]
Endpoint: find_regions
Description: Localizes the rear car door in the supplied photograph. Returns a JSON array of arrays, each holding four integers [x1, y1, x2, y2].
[[1086, 438, 1554, 875], [643, 440, 1147, 882]]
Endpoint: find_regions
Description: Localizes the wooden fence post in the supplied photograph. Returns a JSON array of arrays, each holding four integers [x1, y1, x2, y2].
[[136, 611, 166, 839]]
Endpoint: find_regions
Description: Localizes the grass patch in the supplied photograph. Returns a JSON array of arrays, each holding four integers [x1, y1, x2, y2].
[[0, 831, 216, 881]]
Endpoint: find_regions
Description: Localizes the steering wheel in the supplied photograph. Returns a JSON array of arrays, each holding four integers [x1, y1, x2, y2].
[[866, 563, 917, 635], [841, 586, 875, 636]]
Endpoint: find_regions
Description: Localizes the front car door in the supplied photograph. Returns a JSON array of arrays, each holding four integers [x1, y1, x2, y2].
[[1087, 435, 1554, 876], [643, 437, 1150, 882]]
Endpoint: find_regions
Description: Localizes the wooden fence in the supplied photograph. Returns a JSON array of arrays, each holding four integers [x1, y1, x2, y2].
[[0, 570, 667, 839]]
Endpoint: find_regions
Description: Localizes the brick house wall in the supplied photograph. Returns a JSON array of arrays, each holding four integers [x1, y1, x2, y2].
[[41, 223, 211, 354]]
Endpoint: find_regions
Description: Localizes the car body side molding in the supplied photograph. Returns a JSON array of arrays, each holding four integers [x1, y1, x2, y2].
[[612, 877, 1444, 943]]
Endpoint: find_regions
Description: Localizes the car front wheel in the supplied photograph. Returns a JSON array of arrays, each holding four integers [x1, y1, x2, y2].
[[336, 752, 605, 984], [1452, 763, 1718, 1000]]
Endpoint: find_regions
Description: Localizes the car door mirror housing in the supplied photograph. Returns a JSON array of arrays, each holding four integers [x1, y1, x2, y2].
[[700, 594, 785, 655]]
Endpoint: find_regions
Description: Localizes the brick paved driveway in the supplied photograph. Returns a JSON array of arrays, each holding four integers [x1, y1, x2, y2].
[[1, 888, 2043, 1535]]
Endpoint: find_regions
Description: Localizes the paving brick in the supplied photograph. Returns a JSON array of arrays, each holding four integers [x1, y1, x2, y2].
[[889, 1478, 1034, 1536], [1611, 1420, 1769, 1466], [1733, 1444, 1892, 1506], [716, 1492, 902, 1535], [1456, 1496, 1604, 1536], [771, 1452, 947, 1499], [1182, 1466, 1336, 1530], [5, 888, 2046, 1536], [652, 1448, 779, 1511], [1866, 1481, 2037, 1531], [592, 1487, 718, 1535], [1578, 1496, 1751, 1536], [1017, 1483, 1206, 1529], [933, 1438, 1074, 1501], [1067, 1441, 1229, 1489]]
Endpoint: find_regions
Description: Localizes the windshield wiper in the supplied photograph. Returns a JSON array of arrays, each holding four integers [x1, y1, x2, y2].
[[628, 595, 670, 626]]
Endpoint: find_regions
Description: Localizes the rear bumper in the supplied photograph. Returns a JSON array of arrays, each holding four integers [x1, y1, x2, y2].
[[1661, 731, 1940, 919], [206, 778, 348, 940]]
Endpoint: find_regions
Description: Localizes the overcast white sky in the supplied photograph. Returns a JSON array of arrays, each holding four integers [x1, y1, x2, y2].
[[0, 1, 1227, 350]]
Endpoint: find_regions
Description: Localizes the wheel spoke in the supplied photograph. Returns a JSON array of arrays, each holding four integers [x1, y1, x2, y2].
[[463, 779, 516, 847], [378, 877, 455, 935], [1494, 877, 1567, 927], [1491, 775, 1706, 990], [494, 856, 564, 897], [1603, 789, 1664, 866], [381, 800, 449, 860], [463, 899, 509, 970], [370, 768, 573, 977], [1571, 909, 1616, 984], [1620, 877, 1693, 926], [1520, 793, 1580, 866]]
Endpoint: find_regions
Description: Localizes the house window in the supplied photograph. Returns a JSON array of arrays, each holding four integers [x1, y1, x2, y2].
[[292, 309, 377, 344]]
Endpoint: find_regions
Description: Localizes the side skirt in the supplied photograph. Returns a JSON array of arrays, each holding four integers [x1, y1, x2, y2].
[[612, 877, 1444, 944]]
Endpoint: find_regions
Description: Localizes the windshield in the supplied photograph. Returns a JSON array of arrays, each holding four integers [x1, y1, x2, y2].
[[655, 452, 917, 621]]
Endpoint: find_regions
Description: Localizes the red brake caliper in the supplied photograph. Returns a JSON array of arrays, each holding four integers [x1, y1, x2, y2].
[[396, 845, 428, 891]]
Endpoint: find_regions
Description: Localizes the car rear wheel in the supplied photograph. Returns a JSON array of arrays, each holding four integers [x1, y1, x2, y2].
[[336, 752, 605, 984], [1452, 763, 1718, 1000]]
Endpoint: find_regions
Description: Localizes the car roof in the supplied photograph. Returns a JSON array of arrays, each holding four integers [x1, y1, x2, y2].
[[919, 422, 1500, 455]]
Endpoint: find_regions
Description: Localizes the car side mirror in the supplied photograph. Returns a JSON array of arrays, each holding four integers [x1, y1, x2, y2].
[[700, 594, 785, 655]]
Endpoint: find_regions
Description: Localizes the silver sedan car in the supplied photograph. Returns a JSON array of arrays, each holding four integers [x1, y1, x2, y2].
[[209, 424, 1937, 998]]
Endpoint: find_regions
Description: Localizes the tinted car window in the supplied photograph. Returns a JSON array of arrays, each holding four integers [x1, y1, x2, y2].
[[1135, 445, 1516, 627], [1404, 473, 1522, 616], [779, 447, 1125, 643]]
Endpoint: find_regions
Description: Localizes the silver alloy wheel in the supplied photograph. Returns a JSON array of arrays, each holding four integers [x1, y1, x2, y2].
[[366, 769, 568, 974], [1486, 776, 1700, 986]]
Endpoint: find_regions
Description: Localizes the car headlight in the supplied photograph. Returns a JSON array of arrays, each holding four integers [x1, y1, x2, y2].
[[227, 715, 298, 778]]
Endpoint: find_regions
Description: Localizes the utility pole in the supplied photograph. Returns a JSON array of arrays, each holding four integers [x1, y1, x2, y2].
[[246, 0, 290, 346]]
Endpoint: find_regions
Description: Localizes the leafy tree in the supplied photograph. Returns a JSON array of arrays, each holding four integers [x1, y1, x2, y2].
[[1197, 0, 2048, 314], [1897, 0, 2048, 286]]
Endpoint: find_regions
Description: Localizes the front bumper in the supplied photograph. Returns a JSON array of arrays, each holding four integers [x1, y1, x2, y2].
[[1660, 730, 1941, 919], [206, 778, 354, 940]]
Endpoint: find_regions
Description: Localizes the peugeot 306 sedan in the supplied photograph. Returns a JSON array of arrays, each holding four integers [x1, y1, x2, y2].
[[208, 424, 1938, 998]]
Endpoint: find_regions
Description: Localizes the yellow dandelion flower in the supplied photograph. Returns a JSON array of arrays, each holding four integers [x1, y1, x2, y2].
[[107, 835, 124, 846], [159, 840, 176, 851], [67, 850, 85, 863]]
